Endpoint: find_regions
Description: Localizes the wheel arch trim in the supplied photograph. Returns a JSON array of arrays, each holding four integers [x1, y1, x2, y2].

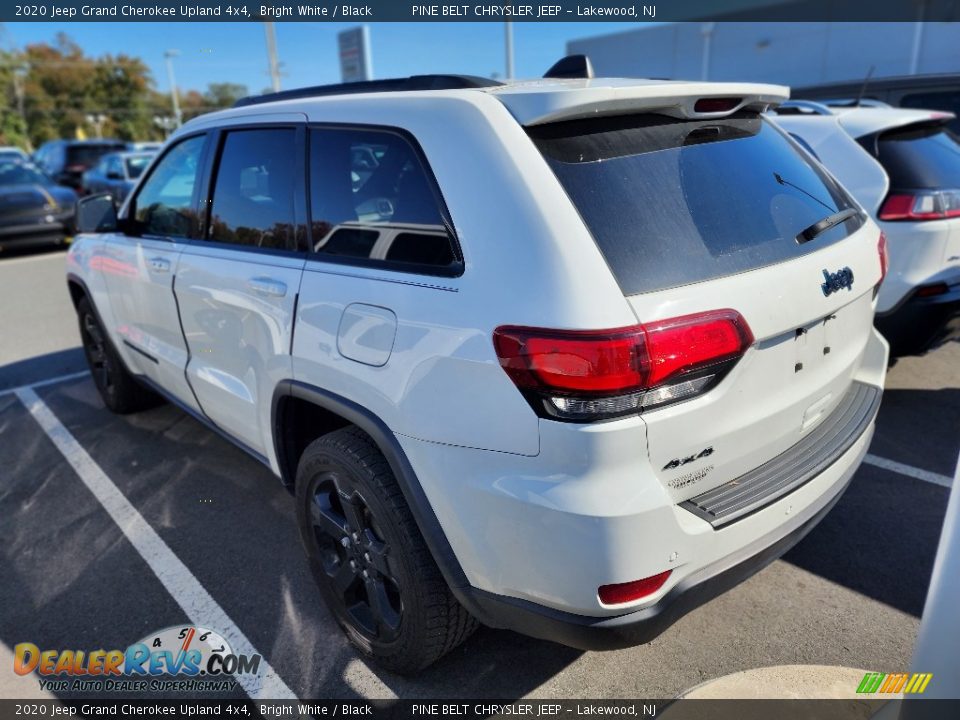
[[271, 380, 471, 592]]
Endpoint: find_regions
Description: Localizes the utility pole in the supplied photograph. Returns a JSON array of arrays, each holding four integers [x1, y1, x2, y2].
[[504, 22, 514, 80], [164, 49, 182, 128], [700, 22, 716, 81], [264, 22, 281, 92]]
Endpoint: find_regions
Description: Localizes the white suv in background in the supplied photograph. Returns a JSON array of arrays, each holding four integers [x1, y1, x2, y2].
[[67, 72, 888, 673], [773, 101, 960, 355]]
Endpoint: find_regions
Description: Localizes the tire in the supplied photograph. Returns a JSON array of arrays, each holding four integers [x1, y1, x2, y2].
[[76, 296, 160, 414], [295, 426, 478, 674]]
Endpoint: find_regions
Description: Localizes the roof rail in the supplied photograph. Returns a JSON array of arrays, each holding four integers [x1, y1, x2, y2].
[[233, 75, 503, 108], [820, 98, 893, 109], [771, 100, 835, 116]]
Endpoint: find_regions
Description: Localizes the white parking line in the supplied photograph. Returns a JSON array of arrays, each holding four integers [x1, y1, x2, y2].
[[0, 370, 90, 398], [14, 386, 298, 701], [864, 453, 954, 489]]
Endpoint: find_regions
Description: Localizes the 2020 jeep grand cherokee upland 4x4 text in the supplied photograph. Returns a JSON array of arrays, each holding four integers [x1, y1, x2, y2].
[[68, 74, 889, 674]]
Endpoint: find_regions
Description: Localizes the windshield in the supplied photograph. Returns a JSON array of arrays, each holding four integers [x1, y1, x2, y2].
[[531, 112, 862, 295], [0, 162, 52, 187], [125, 155, 153, 179]]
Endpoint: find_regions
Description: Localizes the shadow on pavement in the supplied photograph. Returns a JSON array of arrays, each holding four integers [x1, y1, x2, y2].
[[28, 378, 581, 699], [0, 348, 86, 391], [784, 389, 955, 617]]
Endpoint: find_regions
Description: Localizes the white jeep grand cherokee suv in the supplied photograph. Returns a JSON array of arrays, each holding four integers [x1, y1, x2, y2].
[[67, 73, 889, 673]]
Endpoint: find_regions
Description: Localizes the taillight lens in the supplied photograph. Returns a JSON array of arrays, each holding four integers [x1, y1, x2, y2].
[[599, 570, 672, 606], [878, 232, 889, 287], [493, 310, 753, 421], [879, 190, 960, 221]]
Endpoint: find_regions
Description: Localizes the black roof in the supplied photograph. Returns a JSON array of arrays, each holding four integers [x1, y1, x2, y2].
[[233, 75, 503, 108]]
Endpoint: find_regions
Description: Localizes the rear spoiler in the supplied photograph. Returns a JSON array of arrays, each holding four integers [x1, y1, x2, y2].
[[488, 80, 790, 126]]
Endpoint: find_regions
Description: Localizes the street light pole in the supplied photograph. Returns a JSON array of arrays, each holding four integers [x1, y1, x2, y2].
[[504, 22, 514, 80], [264, 22, 282, 92], [164, 49, 183, 128]]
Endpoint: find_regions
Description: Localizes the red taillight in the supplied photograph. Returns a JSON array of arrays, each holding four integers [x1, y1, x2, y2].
[[879, 190, 960, 221], [694, 97, 741, 113], [493, 326, 647, 395], [643, 312, 753, 387], [493, 310, 753, 420], [599, 570, 672, 606], [878, 232, 889, 286]]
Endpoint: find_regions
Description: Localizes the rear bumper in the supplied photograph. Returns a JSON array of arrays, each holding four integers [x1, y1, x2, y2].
[[876, 276, 960, 355], [401, 328, 885, 646], [462, 466, 855, 650]]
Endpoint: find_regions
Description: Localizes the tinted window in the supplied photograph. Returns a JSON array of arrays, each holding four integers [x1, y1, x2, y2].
[[309, 128, 458, 272], [125, 155, 152, 179], [875, 124, 960, 189], [208, 129, 298, 251], [531, 113, 861, 296], [67, 143, 125, 169], [133, 134, 205, 238]]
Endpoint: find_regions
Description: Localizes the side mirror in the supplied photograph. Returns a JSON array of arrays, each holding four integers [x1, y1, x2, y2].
[[76, 193, 118, 233]]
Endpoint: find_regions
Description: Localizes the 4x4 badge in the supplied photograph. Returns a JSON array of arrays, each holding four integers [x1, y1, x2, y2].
[[821, 267, 854, 296]]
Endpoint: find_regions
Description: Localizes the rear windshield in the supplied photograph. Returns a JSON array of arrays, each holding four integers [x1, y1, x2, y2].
[[531, 112, 862, 296], [874, 124, 960, 189], [67, 144, 125, 168]]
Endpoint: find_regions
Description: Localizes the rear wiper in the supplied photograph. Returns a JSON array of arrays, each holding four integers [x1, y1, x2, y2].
[[796, 208, 860, 244]]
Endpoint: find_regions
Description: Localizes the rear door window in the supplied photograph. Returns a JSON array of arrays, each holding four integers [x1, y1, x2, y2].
[[874, 124, 960, 189], [308, 127, 461, 276], [530, 112, 862, 296]]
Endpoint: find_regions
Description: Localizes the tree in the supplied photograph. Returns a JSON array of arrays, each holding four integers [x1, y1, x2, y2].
[[4, 33, 251, 147], [0, 49, 30, 148], [203, 82, 248, 109]]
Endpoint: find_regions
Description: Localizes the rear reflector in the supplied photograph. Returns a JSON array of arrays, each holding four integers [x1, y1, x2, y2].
[[694, 97, 741, 113], [879, 190, 960, 221], [599, 570, 672, 605], [916, 282, 949, 298], [493, 310, 753, 420]]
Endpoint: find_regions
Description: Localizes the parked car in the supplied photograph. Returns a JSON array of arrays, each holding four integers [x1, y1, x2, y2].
[[32, 139, 127, 192], [82, 151, 156, 202], [0, 161, 76, 252], [67, 70, 888, 673], [795, 74, 960, 133], [773, 101, 960, 355], [127, 141, 163, 153], [0, 146, 29, 163]]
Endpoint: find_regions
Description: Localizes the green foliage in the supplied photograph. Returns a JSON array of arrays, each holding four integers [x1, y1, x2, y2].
[[0, 33, 249, 150]]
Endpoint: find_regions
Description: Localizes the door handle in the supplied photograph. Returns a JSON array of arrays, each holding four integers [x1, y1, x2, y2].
[[148, 256, 171, 273], [246, 277, 287, 298]]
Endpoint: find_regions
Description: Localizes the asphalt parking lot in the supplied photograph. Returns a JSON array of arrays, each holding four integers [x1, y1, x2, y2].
[[1, 248, 957, 701]]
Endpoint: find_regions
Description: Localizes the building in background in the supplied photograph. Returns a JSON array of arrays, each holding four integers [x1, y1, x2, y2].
[[568, 23, 959, 87]]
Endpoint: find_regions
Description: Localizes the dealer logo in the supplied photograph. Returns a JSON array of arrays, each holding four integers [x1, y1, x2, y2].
[[13, 625, 261, 693]]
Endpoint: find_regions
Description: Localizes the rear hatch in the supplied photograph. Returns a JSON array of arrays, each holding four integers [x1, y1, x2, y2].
[[868, 119, 960, 270], [530, 108, 884, 506]]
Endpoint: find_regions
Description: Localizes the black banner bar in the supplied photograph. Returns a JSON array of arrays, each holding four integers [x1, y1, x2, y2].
[[3, 699, 960, 720], [3, 0, 959, 23]]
